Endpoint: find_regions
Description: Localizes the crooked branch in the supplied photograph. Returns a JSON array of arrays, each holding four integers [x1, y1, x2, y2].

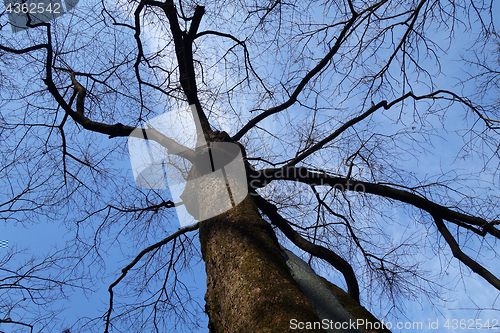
[[104, 223, 199, 333], [70, 72, 86, 115], [45, 73, 196, 162], [253, 193, 361, 303], [433, 215, 500, 291], [249, 166, 500, 239], [287, 90, 475, 166], [232, 8, 359, 141]]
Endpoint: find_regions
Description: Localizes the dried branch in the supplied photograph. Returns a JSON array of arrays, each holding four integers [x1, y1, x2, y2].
[[232, 8, 359, 141], [104, 223, 199, 333], [287, 90, 488, 166], [249, 166, 500, 239], [45, 73, 196, 162], [253, 193, 361, 303], [432, 215, 500, 291]]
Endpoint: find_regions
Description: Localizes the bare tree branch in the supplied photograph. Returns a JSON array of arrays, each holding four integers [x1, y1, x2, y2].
[[432, 215, 500, 291], [232, 7, 359, 141], [249, 166, 500, 239], [253, 193, 361, 303], [104, 223, 199, 333]]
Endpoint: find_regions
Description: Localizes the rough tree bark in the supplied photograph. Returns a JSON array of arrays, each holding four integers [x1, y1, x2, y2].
[[199, 196, 322, 332]]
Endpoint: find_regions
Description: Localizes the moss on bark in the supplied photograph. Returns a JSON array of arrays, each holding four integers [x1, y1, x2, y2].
[[199, 195, 324, 332]]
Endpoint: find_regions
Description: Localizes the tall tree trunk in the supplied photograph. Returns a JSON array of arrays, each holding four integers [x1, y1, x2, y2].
[[199, 195, 323, 332]]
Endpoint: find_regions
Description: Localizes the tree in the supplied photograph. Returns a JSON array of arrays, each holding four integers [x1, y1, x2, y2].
[[1, 0, 499, 331]]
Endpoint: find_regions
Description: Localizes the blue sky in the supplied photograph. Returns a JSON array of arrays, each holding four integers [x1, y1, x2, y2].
[[1, 0, 500, 332]]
